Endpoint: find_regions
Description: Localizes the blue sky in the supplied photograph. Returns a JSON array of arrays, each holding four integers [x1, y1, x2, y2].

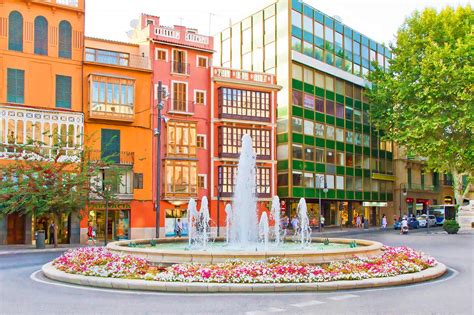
[[85, 0, 470, 45]]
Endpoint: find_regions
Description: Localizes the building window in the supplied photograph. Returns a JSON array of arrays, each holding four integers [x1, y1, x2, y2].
[[56, 75, 72, 109], [197, 134, 206, 149], [90, 75, 135, 117], [218, 87, 271, 121], [219, 127, 271, 159], [101, 129, 120, 163], [198, 174, 207, 189], [218, 165, 270, 197], [166, 121, 196, 157], [85, 48, 130, 66], [155, 48, 167, 61], [197, 56, 208, 67], [7, 69, 25, 104], [165, 160, 197, 195], [59, 21, 72, 59], [34, 16, 48, 56], [133, 173, 143, 189], [172, 82, 187, 112], [194, 90, 206, 105], [8, 11, 23, 52], [172, 49, 188, 74]]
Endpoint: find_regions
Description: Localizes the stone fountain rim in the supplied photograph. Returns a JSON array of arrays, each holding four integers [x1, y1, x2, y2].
[[106, 237, 384, 264]]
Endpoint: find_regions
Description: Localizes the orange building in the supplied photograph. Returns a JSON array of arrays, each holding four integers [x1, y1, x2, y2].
[[0, 0, 85, 244], [81, 37, 153, 243], [210, 67, 281, 235]]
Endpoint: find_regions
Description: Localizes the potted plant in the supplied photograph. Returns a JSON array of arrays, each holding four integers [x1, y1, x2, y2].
[[443, 219, 460, 234]]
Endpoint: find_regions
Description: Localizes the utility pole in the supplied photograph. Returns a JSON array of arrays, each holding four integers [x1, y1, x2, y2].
[[155, 81, 163, 238]]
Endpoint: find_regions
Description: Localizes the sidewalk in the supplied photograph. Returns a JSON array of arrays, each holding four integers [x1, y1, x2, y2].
[[0, 244, 84, 256], [310, 225, 443, 238]]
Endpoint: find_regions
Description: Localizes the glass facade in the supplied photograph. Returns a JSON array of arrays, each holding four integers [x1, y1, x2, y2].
[[216, 0, 395, 226]]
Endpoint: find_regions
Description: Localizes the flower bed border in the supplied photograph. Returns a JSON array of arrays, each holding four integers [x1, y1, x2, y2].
[[42, 262, 446, 293]]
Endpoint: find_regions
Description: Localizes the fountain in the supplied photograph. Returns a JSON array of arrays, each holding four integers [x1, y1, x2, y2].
[[259, 212, 269, 247], [108, 134, 383, 264], [270, 196, 281, 245], [296, 198, 312, 246], [228, 134, 258, 246]]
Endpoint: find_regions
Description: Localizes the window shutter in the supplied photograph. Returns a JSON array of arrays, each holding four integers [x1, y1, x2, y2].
[[56, 75, 71, 108], [7, 69, 24, 104], [34, 16, 48, 55], [101, 129, 120, 163], [8, 11, 23, 52], [59, 21, 72, 59]]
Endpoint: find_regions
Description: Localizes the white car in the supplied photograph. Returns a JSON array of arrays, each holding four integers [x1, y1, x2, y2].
[[417, 215, 437, 227]]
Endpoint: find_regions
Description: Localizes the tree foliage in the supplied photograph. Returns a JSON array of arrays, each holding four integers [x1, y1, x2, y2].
[[367, 5, 474, 203], [0, 135, 123, 246]]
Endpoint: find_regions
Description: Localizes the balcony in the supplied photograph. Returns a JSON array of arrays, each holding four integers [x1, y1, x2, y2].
[[171, 61, 190, 75], [166, 99, 195, 115], [85, 48, 151, 70], [31, 0, 83, 10], [151, 25, 213, 51], [407, 183, 440, 192], [213, 67, 277, 85], [88, 150, 134, 166], [89, 102, 134, 122]]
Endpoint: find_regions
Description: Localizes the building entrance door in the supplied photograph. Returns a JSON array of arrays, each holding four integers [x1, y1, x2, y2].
[[7, 214, 25, 244]]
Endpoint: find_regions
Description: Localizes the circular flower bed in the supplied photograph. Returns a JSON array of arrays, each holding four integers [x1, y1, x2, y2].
[[53, 246, 436, 284]]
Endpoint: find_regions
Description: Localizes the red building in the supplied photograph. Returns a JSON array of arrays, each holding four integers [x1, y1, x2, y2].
[[210, 67, 281, 235], [133, 14, 214, 237]]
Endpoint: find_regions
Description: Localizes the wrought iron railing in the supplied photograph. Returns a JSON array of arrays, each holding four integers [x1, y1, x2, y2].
[[88, 150, 134, 165]]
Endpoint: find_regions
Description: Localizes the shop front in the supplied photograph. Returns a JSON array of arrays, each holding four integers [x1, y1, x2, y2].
[[165, 206, 189, 237], [34, 213, 71, 244], [88, 202, 130, 241]]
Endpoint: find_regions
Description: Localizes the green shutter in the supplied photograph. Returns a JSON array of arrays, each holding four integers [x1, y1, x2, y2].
[[56, 75, 71, 108], [7, 69, 24, 103], [101, 129, 120, 163]]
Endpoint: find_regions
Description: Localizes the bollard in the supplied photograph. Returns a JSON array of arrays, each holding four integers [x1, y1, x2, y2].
[[35, 230, 45, 249]]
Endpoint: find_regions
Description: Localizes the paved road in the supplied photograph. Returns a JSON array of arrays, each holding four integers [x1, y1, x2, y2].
[[0, 230, 472, 315]]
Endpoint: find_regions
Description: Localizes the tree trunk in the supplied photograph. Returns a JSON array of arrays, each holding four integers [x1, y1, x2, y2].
[[53, 213, 59, 248], [451, 170, 465, 206]]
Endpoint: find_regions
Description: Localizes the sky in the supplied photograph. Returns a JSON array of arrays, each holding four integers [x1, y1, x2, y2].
[[85, 0, 471, 45]]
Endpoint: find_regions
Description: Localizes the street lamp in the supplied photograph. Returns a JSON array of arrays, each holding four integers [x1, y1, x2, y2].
[[317, 175, 328, 232], [100, 166, 111, 246], [399, 183, 407, 219], [155, 81, 166, 239]]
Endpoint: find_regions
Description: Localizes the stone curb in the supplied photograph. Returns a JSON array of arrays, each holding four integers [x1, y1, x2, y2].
[[42, 262, 447, 293], [0, 247, 80, 256]]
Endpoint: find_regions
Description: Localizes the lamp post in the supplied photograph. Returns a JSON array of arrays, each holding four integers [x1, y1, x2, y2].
[[101, 167, 111, 246], [399, 183, 407, 219], [155, 81, 164, 239], [317, 175, 328, 232]]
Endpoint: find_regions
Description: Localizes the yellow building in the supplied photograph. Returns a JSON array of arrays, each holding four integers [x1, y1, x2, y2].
[[0, 0, 85, 244]]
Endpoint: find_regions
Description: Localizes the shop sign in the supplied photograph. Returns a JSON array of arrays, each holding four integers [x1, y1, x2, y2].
[[89, 202, 130, 210], [362, 202, 388, 207]]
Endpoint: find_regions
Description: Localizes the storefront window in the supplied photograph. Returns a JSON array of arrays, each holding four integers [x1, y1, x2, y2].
[[292, 117, 303, 133], [88, 208, 129, 241]]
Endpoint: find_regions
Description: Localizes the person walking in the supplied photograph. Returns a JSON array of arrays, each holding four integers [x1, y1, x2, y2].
[[175, 218, 183, 237], [320, 216, 325, 229], [291, 216, 299, 232], [356, 215, 361, 228], [87, 223, 96, 246], [49, 222, 55, 245], [381, 214, 387, 230]]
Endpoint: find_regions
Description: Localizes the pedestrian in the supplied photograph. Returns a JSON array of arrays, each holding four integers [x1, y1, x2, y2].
[[321, 215, 325, 228], [356, 215, 361, 228], [87, 222, 96, 246], [381, 214, 387, 230], [175, 218, 183, 237], [49, 222, 55, 245], [291, 216, 299, 231]]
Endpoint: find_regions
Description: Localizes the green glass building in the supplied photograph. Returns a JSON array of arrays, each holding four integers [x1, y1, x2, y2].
[[215, 0, 395, 227]]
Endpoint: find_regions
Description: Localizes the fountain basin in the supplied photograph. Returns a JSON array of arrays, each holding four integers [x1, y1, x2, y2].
[[107, 237, 383, 264]]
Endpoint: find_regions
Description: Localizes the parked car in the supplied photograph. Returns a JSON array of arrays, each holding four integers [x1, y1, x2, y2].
[[394, 218, 418, 230], [408, 217, 420, 229], [417, 215, 437, 227]]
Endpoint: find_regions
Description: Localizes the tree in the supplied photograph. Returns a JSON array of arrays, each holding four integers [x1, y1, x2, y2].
[[366, 5, 473, 205], [0, 135, 122, 247]]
